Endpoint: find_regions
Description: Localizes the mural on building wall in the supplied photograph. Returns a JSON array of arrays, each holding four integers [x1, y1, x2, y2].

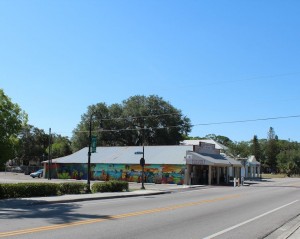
[[47, 163, 185, 184]]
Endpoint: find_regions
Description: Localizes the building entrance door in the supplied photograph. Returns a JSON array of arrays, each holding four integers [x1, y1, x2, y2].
[[191, 165, 208, 185]]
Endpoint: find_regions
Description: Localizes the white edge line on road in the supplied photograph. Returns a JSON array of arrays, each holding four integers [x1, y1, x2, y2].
[[203, 200, 299, 239]]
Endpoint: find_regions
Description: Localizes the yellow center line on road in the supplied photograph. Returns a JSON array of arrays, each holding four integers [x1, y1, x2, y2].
[[0, 194, 241, 238]]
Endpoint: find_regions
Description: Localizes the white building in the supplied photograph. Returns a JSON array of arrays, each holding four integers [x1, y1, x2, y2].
[[240, 155, 261, 179], [184, 142, 242, 185]]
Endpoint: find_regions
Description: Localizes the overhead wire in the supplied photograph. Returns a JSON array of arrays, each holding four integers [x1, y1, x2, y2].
[[72, 114, 300, 134], [192, 115, 300, 126], [100, 112, 181, 121]]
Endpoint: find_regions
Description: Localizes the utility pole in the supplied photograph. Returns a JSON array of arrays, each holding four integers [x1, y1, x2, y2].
[[140, 145, 145, 189], [141, 117, 145, 189], [87, 115, 93, 193], [48, 128, 52, 180], [86, 111, 103, 193]]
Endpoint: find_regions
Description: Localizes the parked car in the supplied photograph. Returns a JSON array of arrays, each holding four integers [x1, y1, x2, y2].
[[24, 166, 41, 175], [30, 169, 43, 178]]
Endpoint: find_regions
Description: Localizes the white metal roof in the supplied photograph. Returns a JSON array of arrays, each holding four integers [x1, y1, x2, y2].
[[51, 145, 193, 165], [180, 139, 228, 150], [247, 155, 260, 166], [186, 151, 242, 167]]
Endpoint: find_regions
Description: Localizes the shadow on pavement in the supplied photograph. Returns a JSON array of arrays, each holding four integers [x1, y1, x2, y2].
[[0, 198, 112, 224]]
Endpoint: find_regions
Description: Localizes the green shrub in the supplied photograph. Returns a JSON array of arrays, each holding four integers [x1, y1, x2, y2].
[[58, 172, 71, 179], [0, 183, 58, 199], [0, 184, 12, 199], [0, 181, 129, 199], [91, 181, 128, 193], [0, 185, 3, 199], [58, 182, 86, 195]]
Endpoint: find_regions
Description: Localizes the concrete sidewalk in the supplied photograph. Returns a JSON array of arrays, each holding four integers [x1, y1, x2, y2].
[[1, 180, 204, 205], [18, 189, 168, 204], [265, 215, 300, 239]]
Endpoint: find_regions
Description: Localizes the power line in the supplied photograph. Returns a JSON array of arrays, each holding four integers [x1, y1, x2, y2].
[[75, 125, 181, 134], [192, 115, 300, 126], [69, 114, 300, 135], [169, 72, 300, 90], [101, 112, 181, 121]]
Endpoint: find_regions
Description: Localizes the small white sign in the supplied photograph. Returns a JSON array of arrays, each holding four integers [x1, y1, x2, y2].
[[134, 151, 143, 155]]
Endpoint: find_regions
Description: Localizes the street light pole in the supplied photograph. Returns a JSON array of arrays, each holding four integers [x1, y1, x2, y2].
[[48, 128, 52, 180], [141, 145, 145, 189], [86, 114, 93, 193], [86, 111, 103, 193], [140, 117, 146, 190]]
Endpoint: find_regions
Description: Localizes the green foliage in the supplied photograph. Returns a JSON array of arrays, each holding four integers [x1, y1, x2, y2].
[[58, 172, 71, 179], [250, 135, 262, 161], [225, 127, 300, 174], [71, 170, 83, 179], [17, 125, 49, 165], [91, 181, 128, 193], [47, 135, 72, 159], [0, 89, 28, 169], [58, 182, 86, 195], [17, 126, 72, 165], [227, 141, 250, 158], [277, 149, 300, 176], [262, 173, 287, 178], [0, 183, 58, 199], [205, 134, 233, 147], [0, 182, 91, 199], [71, 95, 192, 151], [265, 127, 279, 171]]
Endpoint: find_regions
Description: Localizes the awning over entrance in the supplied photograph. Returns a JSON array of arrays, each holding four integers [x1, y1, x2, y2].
[[186, 151, 242, 167], [184, 143, 242, 186]]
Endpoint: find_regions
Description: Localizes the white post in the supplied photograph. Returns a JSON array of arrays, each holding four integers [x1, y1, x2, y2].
[[208, 166, 212, 185]]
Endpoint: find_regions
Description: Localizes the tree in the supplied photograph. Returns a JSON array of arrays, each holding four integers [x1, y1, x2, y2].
[[17, 125, 49, 165], [277, 149, 300, 176], [48, 135, 72, 159], [250, 135, 262, 162], [71, 95, 192, 151], [205, 134, 232, 147], [227, 141, 250, 158], [276, 139, 300, 176], [0, 89, 27, 169], [71, 102, 110, 151], [265, 127, 279, 172], [17, 125, 72, 163]]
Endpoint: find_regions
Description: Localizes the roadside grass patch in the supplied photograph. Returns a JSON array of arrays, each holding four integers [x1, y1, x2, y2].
[[262, 173, 287, 179]]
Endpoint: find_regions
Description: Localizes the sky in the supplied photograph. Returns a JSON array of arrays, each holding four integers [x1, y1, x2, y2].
[[1, 0, 300, 142]]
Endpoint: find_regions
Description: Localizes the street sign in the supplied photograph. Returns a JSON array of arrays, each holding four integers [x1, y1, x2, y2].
[[135, 151, 143, 155], [91, 136, 97, 153]]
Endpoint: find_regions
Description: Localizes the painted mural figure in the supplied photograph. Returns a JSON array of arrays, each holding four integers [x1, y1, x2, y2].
[[54, 163, 185, 185]]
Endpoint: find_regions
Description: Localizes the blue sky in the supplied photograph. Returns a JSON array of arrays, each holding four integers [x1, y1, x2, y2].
[[1, 0, 300, 142]]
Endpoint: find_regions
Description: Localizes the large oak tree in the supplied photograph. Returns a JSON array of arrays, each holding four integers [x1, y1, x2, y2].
[[72, 95, 192, 151]]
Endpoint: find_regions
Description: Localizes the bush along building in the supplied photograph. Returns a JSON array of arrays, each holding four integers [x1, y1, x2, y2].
[[43, 142, 242, 185]]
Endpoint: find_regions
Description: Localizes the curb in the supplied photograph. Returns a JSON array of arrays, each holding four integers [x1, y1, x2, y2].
[[15, 191, 171, 206], [278, 215, 300, 239], [264, 214, 300, 239], [40, 191, 170, 205]]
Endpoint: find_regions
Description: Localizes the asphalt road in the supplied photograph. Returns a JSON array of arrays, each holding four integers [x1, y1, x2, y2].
[[1, 175, 300, 239]]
